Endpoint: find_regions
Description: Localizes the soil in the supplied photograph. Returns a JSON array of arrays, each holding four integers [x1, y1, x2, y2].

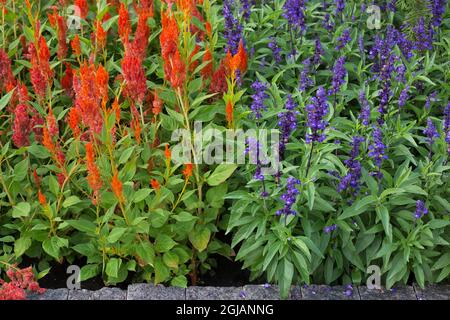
[[34, 254, 257, 290]]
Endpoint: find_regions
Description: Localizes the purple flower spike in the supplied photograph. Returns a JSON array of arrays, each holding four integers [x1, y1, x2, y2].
[[268, 37, 282, 63], [423, 118, 439, 146], [282, 0, 307, 33], [338, 136, 364, 194], [330, 56, 347, 96], [276, 177, 301, 216], [249, 81, 269, 120], [306, 86, 329, 144], [398, 86, 409, 108], [336, 28, 352, 50], [358, 91, 371, 126], [278, 95, 299, 156], [223, 0, 244, 55], [414, 200, 428, 219]]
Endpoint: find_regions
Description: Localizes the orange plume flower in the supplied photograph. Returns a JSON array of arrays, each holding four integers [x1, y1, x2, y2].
[[165, 144, 171, 160], [95, 64, 109, 101], [71, 34, 81, 56], [85, 142, 102, 204], [111, 170, 124, 203], [150, 179, 160, 190], [226, 100, 233, 126], [152, 90, 163, 116], [67, 107, 81, 138], [95, 20, 107, 50], [118, 2, 131, 42], [38, 189, 47, 206], [182, 163, 193, 180]]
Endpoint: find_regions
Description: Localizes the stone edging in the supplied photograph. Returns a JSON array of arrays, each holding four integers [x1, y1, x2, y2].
[[27, 284, 450, 300]]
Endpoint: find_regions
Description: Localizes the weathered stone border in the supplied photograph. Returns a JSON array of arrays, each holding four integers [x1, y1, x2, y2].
[[27, 284, 450, 300]]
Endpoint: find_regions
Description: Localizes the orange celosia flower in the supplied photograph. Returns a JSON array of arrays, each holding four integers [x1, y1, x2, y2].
[[167, 49, 186, 89], [75, 0, 88, 19], [61, 62, 73, 96], [73, 62, 104, 135], [165, 144, 171, 160], [224, 40, 247, 79], [205, 21, 212, 38], [132, 115, 141, 144], [150, 179, 160, 190], [46, 106, 59, 137], [182, 163, 193, 180], [85, 142, 102, 204], [95, 20, 107, 50], [38, 189, 47, 206], [95, 64, 109, 101], [42, 126, 56, 155], [226, 100, 233, 126], [236, 40, 248, 73], [121, 53, 147, 103], [160, 7, 186, 89], [118, 2, 131, 42], [67, 107, 81, 138], [111, 170, 124, 203], [33, 169, 40, 188], [152, 90, 162, 116], [71, 34, 81, 56], [112, 97, 121, 121], [29, 35, 53, 98], [47, 7, 67, 60]]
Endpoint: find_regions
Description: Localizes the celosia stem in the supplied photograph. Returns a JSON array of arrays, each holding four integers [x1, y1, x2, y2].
[[0, 167, 15, 206], [171, 179, 189, 213]]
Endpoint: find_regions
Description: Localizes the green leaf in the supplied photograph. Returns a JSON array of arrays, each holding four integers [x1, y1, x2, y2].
[[305, 182, 315, 211], [154, 257, 170, 284], [171, 275, 188, 288], [205, 183, 228, 208], [63, 196, 81, 208], [206, 164, 238, 186], [431, 253, 450, 271], [376, 205, 392, 241], [28, 144, 50, 159], [118, 146, 135, 164], [12, 202, 31, 218], [48, 175, 60, 196], [14, 237, 31, 257], [66, 219, 97, 234], [189, 226, 211, 252], [136, 241, 155, 267], [80, 264, 100, 281], [155, 234, 177, 253], [339, 196, 376, 220], [427, 219, 450, 230], [107, 227, 127, 243], [163, 251, 179, 269], [149, 209, 169, 228], [133, 188, 151, 203], [0, 88, 15, 111], [414, 264, 425, 288], [13, 159, 28, 182], [42, 236, 68, 259], [279, 259, 294, 300], [106, 258, 121, 278]]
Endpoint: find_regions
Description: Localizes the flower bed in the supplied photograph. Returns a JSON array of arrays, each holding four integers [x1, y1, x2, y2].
[[0, 0, 450, 300]]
